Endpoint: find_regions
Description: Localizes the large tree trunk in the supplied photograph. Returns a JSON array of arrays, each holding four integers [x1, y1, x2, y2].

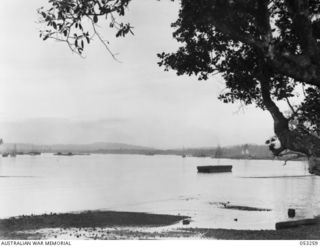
[[309, 157, 320, 175], [277, 129, 320, 175], [259, 76, 320, 175]]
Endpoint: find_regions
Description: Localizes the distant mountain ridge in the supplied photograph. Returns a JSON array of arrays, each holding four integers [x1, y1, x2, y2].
[[1, 142, 155, 153], [88, 142, 153, 150]]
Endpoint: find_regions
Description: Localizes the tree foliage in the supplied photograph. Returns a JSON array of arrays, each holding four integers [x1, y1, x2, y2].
[[158, 0, 320, 137], [38, 0, 133, 57]]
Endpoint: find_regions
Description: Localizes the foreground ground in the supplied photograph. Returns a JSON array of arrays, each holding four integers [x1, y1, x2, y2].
[[1, 211, 320, 240]]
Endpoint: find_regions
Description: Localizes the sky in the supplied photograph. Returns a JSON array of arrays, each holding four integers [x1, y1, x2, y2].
[[0, 0, 276, 148]]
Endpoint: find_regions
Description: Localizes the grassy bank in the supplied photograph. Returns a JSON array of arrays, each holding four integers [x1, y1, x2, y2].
[[0, 211, 187, 231], [1, 211, 320, 240]]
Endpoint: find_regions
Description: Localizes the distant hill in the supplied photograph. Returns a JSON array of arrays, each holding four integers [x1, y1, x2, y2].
[[0, 142, 273, 159], [87, 142, 153, 150], [0, 142, 154, 154]]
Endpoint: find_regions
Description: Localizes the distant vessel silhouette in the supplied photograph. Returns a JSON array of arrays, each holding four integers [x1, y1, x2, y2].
[[9, 144, 17, 157], [214, 145, 223, 158], [54, 152, 74, 156], [28, 151, 41, 156], [182, 147, 186, 158], [241, 144, 252, 158]]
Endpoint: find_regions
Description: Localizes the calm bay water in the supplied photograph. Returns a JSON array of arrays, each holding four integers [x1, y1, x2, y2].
[[0, 154, 319, 230]]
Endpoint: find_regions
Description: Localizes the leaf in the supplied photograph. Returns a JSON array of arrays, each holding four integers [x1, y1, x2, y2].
[[93, 15, 98, 23], [119, 7, 124, 16], [116, 30, 121, 37]]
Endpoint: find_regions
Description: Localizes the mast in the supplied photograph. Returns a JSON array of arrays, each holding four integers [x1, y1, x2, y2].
[[215, 144, 223, 158]]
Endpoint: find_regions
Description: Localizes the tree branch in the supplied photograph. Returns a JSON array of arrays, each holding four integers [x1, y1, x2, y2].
[[259, 73, 289, 133], [285, 96, 296, 115]]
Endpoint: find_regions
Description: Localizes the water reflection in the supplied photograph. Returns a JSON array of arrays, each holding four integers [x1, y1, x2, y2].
[[0, 154, 319, 230]]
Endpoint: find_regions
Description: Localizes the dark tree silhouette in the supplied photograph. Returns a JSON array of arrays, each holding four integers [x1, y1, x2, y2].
[[39, 0, 320, 175]]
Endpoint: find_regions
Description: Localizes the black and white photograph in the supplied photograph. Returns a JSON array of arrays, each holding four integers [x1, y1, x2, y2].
[[1, 0, 320, 244]]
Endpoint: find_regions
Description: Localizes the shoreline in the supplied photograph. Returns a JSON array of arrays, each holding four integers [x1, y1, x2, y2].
[[1, 210, 320, 240], [13, 152, 308, 162], [0, 211, 188, 239]]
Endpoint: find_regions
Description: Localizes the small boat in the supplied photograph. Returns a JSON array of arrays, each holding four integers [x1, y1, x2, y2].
[[275, 218, 319, 230], [28, 151, 41, 155], [197, 165, 232, 173], [145, 152, 155, 156], [54, 152, 74, 156]]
